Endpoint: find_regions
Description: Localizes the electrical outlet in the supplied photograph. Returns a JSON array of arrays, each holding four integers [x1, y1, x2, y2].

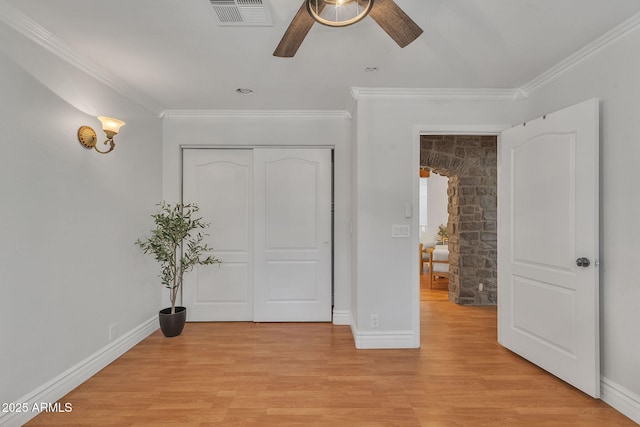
[[371, 314, 379, 329], [479, 283, 484, 292], [109, 324, 118, 341]]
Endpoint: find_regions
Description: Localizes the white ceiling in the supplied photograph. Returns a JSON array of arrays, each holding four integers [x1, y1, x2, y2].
[[4, 0, 640, 112]]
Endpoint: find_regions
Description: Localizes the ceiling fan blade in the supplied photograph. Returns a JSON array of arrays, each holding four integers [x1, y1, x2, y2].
[[273, 2, 315, 58], [368, 0, 423, 48]]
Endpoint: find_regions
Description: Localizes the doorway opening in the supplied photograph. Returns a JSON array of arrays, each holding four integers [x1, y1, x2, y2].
[[420, 135, 498, 305]]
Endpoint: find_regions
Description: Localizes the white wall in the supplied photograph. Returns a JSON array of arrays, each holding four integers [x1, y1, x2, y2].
[[520, 23, 640, 414], [0, 29, 162, 418], [162, 112, 352, 322], [351, 96, 519, 348], [420, 173, 448, 246]]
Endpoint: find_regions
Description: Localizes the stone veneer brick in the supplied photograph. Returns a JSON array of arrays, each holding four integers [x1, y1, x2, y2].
[[420, 135, 497, 305]]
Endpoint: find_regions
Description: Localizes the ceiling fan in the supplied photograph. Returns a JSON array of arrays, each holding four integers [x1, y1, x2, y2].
[[273, 0, 423, 57]]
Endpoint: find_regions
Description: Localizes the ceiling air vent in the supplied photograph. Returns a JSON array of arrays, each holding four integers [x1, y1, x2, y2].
[[209, 0, 273, 26]]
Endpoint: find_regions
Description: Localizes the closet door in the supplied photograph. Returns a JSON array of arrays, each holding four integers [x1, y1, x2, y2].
[[182, 149, 253, 321], [253, 148, 332, 321]]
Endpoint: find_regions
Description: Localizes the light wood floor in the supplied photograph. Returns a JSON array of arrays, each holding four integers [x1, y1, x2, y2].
[[26, 274, 635, 426]]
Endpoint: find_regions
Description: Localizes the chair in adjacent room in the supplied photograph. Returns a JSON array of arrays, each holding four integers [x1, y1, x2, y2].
[[429, 245, 449, 289], [419, 243, 431, 275]]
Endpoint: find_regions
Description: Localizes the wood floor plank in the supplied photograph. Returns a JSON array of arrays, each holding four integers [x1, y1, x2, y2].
[[25, 276, 636, 426]]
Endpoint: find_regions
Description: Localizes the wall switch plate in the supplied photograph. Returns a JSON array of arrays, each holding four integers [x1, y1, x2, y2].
[[392, 224, 410, 238]]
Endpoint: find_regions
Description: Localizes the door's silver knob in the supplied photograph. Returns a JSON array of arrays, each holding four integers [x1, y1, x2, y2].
[[576, 257, 591, 267]]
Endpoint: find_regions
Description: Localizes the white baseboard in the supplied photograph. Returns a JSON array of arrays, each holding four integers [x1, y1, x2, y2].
[[1, 316, 158, 427], [349, 314, 418, 349], [601, 377, 640, 424], [352, 329, 419, 349], [332, 309, 351, 326]]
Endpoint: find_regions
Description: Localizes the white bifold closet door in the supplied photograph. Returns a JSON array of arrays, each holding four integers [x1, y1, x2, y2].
[[182, 148, 332, 322]]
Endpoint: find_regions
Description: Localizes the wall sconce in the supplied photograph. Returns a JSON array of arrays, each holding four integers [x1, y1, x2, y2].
[[77, 116, 126, 154]]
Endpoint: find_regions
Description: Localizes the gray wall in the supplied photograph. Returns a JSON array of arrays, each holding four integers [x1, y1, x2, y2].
[[0, 44, 162, 407], [350, 96, 519, 348]]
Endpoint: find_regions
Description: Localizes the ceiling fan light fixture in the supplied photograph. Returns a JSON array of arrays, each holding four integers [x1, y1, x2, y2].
[[306, 0, 373, 27]]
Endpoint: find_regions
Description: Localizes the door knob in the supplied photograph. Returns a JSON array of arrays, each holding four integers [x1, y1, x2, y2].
[[576, 257, 591, 267]]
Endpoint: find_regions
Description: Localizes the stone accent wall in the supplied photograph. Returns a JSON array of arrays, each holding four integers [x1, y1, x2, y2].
[[420, 135, 497, 305]]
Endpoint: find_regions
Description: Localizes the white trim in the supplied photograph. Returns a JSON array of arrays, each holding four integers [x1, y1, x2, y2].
[[352, 329, 418, 349], [162, 110, 350, 119], [332, 309, 351, 326], [601, 377, 640, 424], [0, 316, 158, 427], [351, 87, 519, 101], [411, 123, 507, 352], [345, 89, 357, 118], [4, 0, 639, 118], [349, 314, 418, 349], [0, 0, 163, 114], [415, 124, 510, 136], [181, 144, 335, 150], [412, 125, 421, 349], [520, 11, 640, 97], [0, 0, 49, 42]]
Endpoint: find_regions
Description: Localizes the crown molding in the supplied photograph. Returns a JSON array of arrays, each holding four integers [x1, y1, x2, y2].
[[519, 10, 640, 97], [0, 0, 164, 114], [345, 89, 358, 119], [0, 0, 50, 42], [350, 87, 519, 101], [414, 124, 510, 136], [161, 109, 350, 119], [5, 0, 638, 116]]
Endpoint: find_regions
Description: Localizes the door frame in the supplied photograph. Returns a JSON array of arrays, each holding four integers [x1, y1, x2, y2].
[[411, 124, 510, 346], [178, 145, 336, 316]]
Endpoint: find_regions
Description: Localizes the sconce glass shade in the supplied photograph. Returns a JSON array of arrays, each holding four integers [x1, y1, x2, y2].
[[98, 116, 126, 139], [78, 116, 125, 155], [306, 0, 373, 27]]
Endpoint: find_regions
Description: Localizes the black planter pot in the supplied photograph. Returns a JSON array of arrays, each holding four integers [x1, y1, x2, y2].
[[158, 306, 187, 337]]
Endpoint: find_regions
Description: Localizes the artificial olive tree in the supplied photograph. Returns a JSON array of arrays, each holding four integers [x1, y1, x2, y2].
[[136, 202, 220, 314]]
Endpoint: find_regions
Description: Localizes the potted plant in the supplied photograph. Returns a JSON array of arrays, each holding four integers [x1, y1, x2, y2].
[[437, 223, 448, 245], [135, 202, 220, 337]]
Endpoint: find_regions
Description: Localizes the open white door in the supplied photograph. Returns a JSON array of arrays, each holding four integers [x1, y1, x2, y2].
[[498, 98, 600, 397]]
